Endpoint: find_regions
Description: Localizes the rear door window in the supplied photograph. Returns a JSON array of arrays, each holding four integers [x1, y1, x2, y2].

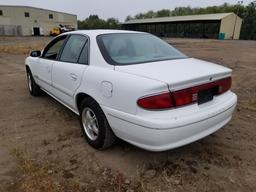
[[78, 41, 89, 64], [60, 35, 88, 63]]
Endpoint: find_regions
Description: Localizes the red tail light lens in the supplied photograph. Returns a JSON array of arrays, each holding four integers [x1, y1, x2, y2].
[[172, 89, 198, 107], [138, 77, 231, 110], [217, 77, 232, 94], [137, 93, 174, 110]]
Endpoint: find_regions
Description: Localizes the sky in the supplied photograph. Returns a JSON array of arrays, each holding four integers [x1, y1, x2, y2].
[[0, 0, 253, 21]]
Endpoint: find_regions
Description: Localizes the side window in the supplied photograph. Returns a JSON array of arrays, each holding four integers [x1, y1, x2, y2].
[[42, 36, 67, 60], [24, 12, 30, 17], [78, 42, 89, 64], [60, 35, 88, 63]]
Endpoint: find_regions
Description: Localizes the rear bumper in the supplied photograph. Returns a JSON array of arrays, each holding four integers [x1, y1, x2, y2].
[[102, 92, 237, 152]]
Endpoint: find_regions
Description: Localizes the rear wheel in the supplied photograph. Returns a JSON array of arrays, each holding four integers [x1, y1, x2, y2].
[[79, 98, 116, 149], [26, 69, 41, 96]]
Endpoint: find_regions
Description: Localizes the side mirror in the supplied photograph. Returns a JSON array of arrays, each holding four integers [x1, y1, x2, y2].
[[30, 50, 41, 57]]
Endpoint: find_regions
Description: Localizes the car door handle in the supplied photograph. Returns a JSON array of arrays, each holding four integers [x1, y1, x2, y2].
[[69, 73, 78, 81]]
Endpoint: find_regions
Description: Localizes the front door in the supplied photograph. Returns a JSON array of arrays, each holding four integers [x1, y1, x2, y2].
[[34, 35, 68, 92], [33, 27, 40, 36], [51, 34, 89, 110]]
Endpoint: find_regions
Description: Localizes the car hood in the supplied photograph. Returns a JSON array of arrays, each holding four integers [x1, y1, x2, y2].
[[114, 58, 232, 91]]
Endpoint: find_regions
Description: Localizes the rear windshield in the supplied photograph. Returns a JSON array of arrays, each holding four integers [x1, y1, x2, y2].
[[97, 33, 187, 65]]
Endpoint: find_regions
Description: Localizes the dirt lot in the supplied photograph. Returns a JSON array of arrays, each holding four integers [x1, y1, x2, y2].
[[0, 36, 256, 192]]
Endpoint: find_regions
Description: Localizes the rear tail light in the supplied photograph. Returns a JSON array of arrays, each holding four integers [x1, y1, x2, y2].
[[217, 77, 232, 94], [172, 89, 198, 107], [137, 77, 232, 110], [137, 93, 174, 110]]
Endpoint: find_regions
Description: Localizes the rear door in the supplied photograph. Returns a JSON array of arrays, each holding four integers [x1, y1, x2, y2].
[[51, 34, 89, 110], [33, 35, 67, 92]]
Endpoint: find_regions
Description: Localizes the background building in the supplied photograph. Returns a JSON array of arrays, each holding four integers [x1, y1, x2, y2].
[[122, 13, 242, 40], [0, 5, 77, 36]]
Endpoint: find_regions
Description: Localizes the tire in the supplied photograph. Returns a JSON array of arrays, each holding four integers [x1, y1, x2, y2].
[[26, 69, 41, 96], [79, 97, 116, 149]]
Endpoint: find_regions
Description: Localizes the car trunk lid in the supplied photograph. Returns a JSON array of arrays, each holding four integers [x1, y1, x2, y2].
[[114, 58, 232, 91]]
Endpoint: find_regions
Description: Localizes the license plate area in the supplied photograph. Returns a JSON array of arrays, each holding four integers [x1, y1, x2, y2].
[[198, 87, 217, 105]]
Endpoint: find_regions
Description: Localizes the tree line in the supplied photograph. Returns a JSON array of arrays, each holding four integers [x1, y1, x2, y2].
[[78, 15, 120, 30], [78, 2, 256, 40]]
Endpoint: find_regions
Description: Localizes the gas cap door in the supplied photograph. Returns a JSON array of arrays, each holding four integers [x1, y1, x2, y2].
[[100, 81, 113, 98]]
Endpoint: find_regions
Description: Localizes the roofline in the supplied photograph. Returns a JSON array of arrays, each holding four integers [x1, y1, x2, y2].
[[122, 12, 238, 25], [122, 19, 222, 25], [0, 5, 77, 17], [66, 29, 144, 36]]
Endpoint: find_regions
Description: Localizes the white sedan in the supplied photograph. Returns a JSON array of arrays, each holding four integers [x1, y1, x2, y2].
[[25, 30, 237, 152]]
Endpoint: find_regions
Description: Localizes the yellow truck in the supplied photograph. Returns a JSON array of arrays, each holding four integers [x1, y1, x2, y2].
[[50, 24, 74, 36], [50, 28, 61, 36]]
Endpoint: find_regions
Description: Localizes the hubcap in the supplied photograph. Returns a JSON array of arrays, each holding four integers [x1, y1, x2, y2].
[[82, 107, 99, 141], [27, 72, 32, 92]]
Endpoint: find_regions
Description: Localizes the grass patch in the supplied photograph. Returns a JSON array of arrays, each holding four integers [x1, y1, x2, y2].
[[248, 99, 256, 111], [9, 147, 141, 192], [10, 148, 65, 192], [241, 99, 256, 112], [0, 44, 43, 55]]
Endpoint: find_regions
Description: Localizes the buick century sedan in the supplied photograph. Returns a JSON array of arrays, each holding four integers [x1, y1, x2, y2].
[[25, 30, 237, 151]]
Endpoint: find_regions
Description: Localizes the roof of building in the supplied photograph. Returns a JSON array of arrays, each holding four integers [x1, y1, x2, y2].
[[0, 5, 77, 16], [123, 12, 236, 25]]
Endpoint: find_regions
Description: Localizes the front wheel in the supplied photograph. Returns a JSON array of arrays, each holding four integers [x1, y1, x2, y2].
[[26, 69, 41, 96], [79, 98, 116, 149]]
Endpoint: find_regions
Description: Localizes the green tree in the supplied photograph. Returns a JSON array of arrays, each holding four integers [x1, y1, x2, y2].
[[145, 10, 157, 18], [125, 15, 133, 21], [240, 2, 256, 39], [156, 9, 170, 17], [78, 15, 120, 30], [106, 18, 120, 29]]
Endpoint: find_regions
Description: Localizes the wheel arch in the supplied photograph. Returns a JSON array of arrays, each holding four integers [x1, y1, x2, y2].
[[76, 92, 100, 113], [25, 65, 30, 72]]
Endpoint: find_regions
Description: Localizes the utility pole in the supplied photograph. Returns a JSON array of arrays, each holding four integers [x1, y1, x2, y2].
[[232, 1, 243, 40]]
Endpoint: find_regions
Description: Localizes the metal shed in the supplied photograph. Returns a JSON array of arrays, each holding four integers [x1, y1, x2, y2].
[[122, 13, 242, 40]]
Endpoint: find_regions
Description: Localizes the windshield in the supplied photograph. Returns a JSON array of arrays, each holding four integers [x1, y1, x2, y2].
[[97, 33, 187, 65]]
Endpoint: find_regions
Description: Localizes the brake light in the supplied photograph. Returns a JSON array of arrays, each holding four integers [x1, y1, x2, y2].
[[217, 77, 232, 94], [137, 77, 231, 110], [172, 89, 198, 107], [137, 93, 174, 110]]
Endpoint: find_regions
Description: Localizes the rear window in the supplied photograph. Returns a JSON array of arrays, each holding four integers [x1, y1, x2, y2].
[[97, 33, 187, 65]]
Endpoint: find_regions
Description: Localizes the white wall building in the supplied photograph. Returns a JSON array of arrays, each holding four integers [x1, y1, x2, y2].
[[0, 5, 77, 36]]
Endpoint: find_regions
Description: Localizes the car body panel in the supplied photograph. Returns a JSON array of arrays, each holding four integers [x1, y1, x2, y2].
[[104, 102, 236, 152], [75, 66, 168, 115], [115, 58, 232, 91], [51, 61, 88, 110], [28, 57, 54, 92], [102, 91, 237, 151]]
